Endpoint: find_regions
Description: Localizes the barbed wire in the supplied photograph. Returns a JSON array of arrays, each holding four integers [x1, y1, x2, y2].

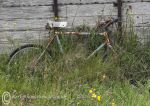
[[1, 2, 112, 8], [0, 28, 45, 32], [2, 1, 150, 8]]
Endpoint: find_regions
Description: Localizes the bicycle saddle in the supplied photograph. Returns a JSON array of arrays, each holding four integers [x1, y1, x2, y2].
[[47, 20, 67, 28]]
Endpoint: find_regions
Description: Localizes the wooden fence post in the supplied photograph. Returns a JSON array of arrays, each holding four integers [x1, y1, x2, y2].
[[53, 0, 59, 21], [53, 0, 64, 53], [117, 0, 123, 43]]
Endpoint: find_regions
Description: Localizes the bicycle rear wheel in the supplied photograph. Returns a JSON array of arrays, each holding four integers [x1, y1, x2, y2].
[[7, 44, 53, 81]]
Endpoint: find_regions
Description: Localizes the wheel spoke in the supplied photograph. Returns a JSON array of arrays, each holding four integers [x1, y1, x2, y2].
[[7, 44, 53, 81]]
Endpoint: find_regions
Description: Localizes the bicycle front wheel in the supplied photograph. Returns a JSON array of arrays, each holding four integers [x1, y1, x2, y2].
[[7, 44, 53, 81]]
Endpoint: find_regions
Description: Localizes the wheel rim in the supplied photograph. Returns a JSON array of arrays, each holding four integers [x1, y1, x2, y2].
[[7, 46, 53, 81]]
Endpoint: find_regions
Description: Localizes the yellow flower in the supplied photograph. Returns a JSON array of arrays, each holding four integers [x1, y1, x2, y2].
[[92, 93, 97, 98], [111, 99, 116, 106], [97, 95, 101, 102], [112, 102, 116, 106], [89, 89, 93, 94]]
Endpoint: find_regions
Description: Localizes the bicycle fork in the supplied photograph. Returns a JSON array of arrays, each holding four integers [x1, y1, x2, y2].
[[56, 35, 64, 54]]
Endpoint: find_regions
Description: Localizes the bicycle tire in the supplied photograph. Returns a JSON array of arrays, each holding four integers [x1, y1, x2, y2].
[[7, 44, 53, 81]]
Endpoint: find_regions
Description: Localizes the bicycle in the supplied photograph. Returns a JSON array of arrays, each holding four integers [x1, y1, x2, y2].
[[7, 17, 118, 80]]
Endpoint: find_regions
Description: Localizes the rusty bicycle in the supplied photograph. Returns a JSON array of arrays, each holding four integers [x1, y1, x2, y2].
[[7, 17, 118, 80]]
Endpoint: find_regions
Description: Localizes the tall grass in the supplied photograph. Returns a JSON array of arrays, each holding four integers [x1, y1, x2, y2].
[[0, 26, 150, 106]]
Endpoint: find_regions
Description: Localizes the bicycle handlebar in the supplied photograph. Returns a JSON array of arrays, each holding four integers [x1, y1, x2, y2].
[[53, 18, 119, 36], [103, 18, 118, 28]]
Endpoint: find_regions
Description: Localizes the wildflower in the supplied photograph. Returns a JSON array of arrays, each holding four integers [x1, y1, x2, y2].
[[111, 99, 116, 106], [92, 93, 97, 98], [102, 74, 106, 79], [97, 95, 101, 102], [112, 102, 116, 106], [89, 89, 93, 94]]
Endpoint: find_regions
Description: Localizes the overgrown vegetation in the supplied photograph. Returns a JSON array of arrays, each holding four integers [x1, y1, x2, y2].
[[0, 27, 150, 106]]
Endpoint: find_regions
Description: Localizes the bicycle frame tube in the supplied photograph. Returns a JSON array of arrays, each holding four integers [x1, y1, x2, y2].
[[86, 32, 111, 60], [54, 30, 112, 60], [86, 43, 106, 60], [56, 35, 64, 54], [37, 35, 56, 61], [22, 33, 59, 69]]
